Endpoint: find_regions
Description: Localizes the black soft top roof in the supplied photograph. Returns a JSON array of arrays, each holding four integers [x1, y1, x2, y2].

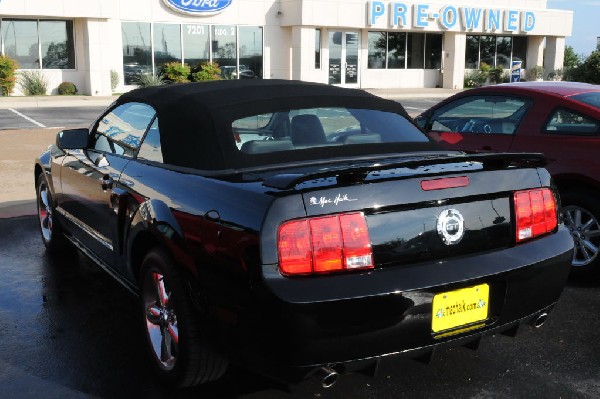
[[116, 80, 428, 171], [118, 79, 410, 116]]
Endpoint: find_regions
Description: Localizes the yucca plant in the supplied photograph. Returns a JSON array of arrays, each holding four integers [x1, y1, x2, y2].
[[19, 70, 48, 95], [135, 73, 165, 87]]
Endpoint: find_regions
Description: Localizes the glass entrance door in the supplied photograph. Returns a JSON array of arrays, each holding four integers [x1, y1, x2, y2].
[[328, 31, 359, 87]]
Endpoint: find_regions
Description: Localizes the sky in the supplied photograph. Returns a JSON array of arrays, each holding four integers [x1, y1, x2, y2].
[[547, 0, 600, 56]]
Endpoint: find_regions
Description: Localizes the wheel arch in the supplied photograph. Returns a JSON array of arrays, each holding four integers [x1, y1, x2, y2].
[[553, 175, 600, 199], [126, 198, 194, 285]]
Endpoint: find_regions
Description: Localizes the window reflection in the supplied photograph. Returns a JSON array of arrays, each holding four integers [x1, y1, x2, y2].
[[121, 22, 264, 85], [315, 29, 321, 69], [153, 23, 181, 73], [239, 26, 262, 79], [2, 20, 40, 69], [122, 22, 152, 85], [183, 24, 210, 68], [138, 119, 163, 163], [465, 35, 528, 70], [1, 19, 75, 70], [212, 25, 237, 79], [95, 102, 156, 157], [367, 32, 386, 69], [40, 20, 74, 69], [368, 32, 441, 70]]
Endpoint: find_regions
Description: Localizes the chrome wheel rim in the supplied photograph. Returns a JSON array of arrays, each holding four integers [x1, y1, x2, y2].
[[143, 270, 179, 370], [38, 181, 53, 242], [562, 205, 600, 267]]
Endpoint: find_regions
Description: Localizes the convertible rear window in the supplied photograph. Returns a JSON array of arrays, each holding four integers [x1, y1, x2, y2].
[[570, 92, 600, 110], [232, 107, 428, 154]]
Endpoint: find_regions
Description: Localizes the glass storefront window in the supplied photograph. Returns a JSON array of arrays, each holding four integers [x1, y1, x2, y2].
[[2, 20, 39, 69], [369, 31, 440, 70], [466, 35, 528, 70], [212, 25, 237, 79], [479, 36, 496, 67], [315, 28, 321, 69], [425, 34, 442, 69], [496, 36, 512, 69], [183, 24, 209, 68], [368, 32, 386, 69], [512, 36, 527, 69], [40, 20, 74, 69], [387, 32, 406, 69], [239, 26, 262, 79], [153, 23, 182, 73], [407, 33, 424, 69], [465, 36, 479, 69], [1, 19, 74, 70], [122, 22, 152, 85], [122, 23, 264, 85]]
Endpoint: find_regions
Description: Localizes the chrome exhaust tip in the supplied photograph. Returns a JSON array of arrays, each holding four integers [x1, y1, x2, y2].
[[532, 312, 548, 328], [313, 366, 339, 389]]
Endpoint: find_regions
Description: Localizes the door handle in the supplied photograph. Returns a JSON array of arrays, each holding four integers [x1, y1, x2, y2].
[[100, 175, 114, 191]]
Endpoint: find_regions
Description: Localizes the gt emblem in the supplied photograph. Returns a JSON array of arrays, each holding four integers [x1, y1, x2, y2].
[[437, 209, 465, 245]]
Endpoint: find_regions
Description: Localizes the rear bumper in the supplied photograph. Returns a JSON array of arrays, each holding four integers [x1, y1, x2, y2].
[[235, 227, 572, 373]]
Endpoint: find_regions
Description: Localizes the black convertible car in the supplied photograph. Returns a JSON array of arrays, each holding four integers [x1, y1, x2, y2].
[[34, 80, 573, 388]]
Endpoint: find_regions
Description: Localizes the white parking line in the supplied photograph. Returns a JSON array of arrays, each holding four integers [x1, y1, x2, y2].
[[404, 106, 427, 111], [8, 108, 46, 128]]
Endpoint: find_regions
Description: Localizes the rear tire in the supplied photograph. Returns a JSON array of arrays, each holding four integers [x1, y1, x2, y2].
[[139, 248, 228, 387], [560, 188, 600, 274], [36, 173, 70, 253]]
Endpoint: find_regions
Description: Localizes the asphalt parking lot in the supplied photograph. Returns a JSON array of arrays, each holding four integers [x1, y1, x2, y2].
[[1, 214, 599, 399]]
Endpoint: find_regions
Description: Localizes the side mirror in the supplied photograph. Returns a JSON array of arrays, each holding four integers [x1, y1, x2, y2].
[[56, 128, 89, 150]]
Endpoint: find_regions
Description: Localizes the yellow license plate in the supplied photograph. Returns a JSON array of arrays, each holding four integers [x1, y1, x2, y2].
[[432, 284, 490, 333]]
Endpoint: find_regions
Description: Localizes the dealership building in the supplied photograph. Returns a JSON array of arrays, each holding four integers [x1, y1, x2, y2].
[[0, 0, 573, 95]]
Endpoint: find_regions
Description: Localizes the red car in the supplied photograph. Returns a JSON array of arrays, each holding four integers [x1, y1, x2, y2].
[[416, 82, 600, 273]]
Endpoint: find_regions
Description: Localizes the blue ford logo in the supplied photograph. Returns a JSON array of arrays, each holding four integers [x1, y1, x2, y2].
[[163, 0, 233, 15]]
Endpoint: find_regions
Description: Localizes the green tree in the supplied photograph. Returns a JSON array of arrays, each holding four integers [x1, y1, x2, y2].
[[563, 46, 582, 69], [570, 51, 600, 84]]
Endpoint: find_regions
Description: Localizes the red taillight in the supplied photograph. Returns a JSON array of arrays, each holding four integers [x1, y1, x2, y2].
[[278, 213, 373, 276], [310, 216, 343, 273], [514, 188, 558, 242], [278, 220, 312, 275]]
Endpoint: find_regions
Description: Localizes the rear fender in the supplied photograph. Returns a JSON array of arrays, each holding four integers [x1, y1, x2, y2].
[[127, 199, 196, 282]]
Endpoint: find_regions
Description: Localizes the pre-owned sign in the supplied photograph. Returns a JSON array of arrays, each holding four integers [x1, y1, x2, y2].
[[162, 0, 233, 15], [368, 1, 536, 33]]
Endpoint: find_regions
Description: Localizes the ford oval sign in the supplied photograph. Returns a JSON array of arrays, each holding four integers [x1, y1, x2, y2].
[[162, 0, 233, 15]]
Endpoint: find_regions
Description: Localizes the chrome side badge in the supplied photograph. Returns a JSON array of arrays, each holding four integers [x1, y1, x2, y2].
[[437, 209, 465, 245]]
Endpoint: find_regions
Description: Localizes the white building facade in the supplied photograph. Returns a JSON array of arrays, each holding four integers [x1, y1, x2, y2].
[[0, 0, 573, 95]]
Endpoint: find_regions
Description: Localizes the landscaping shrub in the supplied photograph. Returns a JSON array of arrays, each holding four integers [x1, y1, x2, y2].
[[0, 54, 19, 96], [18, 70, 48, 95], [58, 81, 77, 95], [135, 73, 165, 87], [161, 62, 190, 83], [190, 62, 222, 82]]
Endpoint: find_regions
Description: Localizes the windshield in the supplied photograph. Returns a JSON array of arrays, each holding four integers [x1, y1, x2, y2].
[[570, 92, 600, 110], [232, 107, 428, 154]]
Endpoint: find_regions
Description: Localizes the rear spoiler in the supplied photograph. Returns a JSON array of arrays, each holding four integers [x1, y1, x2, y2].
[[263, 152, 546, 190]]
